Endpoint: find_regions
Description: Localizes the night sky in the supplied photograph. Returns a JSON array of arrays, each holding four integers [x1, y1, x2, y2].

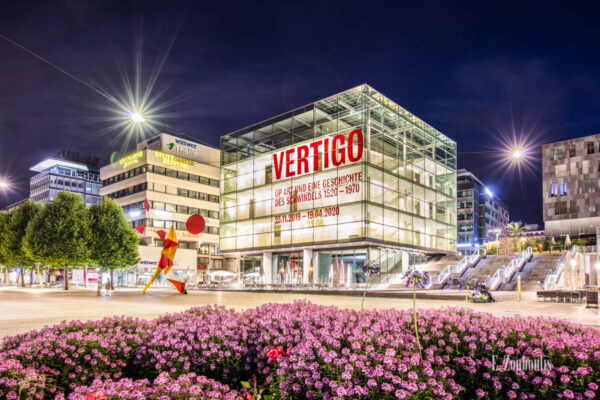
[[1, 1, 600, 224]]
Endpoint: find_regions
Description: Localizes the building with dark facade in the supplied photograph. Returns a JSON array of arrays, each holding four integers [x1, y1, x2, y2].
[[456, 169, 509, 253], [543, 133, 600, 237], [29, 150, 102, 206]]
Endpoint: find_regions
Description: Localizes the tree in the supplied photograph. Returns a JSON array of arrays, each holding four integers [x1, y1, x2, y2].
[[89, 198, 139, 290], [1, 201, 42, 287], [505, 221, 529, 253], [25, 192, 91, 290], [0, 211, 11, 284]]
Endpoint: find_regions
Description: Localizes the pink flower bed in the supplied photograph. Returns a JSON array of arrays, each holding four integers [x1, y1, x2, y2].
[[1, 301, 599, 399]]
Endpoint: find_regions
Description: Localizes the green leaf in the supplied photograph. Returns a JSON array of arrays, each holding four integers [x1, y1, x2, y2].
[[241, 381, 251, 389]]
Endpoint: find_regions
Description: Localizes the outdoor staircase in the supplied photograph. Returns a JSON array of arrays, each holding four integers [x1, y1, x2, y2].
[[484, 247, 533, 290], [499, 253, 563, 291], [444, 254, 512, 289], [423, 252, 484, 289], [385, 255, 462, 289]]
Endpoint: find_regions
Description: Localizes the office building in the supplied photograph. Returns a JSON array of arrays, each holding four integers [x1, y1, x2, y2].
[[456, 169, 509, 253], [30, 150, 101, 206], [543, 134, 600, 237], [220, 84, 457, 286], [100, 133, 234, 286]]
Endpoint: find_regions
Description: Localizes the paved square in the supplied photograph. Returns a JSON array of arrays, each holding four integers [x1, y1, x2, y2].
[[1, 288, 598, 338]]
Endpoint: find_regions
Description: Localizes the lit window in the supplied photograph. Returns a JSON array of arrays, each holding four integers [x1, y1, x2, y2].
[[550, 184, 558, 197], [560, 183, 567, 196]]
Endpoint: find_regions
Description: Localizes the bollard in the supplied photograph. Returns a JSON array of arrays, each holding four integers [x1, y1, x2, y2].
[[517, 275, 521, 302]]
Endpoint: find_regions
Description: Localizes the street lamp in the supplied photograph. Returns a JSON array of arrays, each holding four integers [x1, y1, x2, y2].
[[0, 181, 9, 189], [128, 111, 145, 123]]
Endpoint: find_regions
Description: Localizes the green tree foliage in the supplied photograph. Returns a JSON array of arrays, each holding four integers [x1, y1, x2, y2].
[[1, 201, 42, 286], [0, 212, 11, 284], [89, 198, 139, 288], [505, 221, 529, 253], [25, 192, 91, 290]]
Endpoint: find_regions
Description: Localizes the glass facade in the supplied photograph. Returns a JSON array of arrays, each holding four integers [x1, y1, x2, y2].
[[220, 85, 456, 284]]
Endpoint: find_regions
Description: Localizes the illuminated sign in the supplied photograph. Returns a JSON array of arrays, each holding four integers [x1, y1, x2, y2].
[[154, 151, 194, 169], [272, 129, 364, 181], [119, 151, 144, 168], [168, 138, 199, 158]]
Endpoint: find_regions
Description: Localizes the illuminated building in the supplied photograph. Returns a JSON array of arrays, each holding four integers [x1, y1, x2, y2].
[[456, 169, 509, 253], [100, 133, 235, 287], [220, 84, 457, 286], [30, 150, 101, 206], [543, 134, 600, 237]]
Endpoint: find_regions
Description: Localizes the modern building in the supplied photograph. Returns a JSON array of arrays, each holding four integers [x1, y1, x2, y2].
[[29, 150, 101, 206], [543, 134, 600, 237], [220, 84, 457, 286], [100, 133, 235, 287], [456, 169, 509, 253]]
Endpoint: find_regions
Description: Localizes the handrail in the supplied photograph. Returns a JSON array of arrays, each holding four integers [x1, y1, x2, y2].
[[425, 253, 481, 288], [542, 245, 579, 290], [485, 247, 532, 290]]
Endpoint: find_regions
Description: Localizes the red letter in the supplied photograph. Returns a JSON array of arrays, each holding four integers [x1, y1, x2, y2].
[[347, 129, 364, 163], [273, 152, 284, 180], [297, 145, 309, 175], [332, 134, 345, 166], [309, 140, 323, 171], [285, 148, 296, 178], [323, 138, 330, 169]]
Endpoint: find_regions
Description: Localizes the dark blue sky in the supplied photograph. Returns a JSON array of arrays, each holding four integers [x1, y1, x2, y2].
[[1, 1, 599, 224]]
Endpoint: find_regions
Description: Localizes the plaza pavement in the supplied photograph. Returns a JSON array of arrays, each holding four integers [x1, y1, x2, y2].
[[0, 287, 598, 338]]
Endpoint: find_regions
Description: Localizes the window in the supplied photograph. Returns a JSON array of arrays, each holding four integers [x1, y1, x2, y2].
[[583, 160, 589, 174], [570, 161, 577, 175], [550, 184, 558, 197], [589, 204, 596, 213], [569, 144, 576, 157], [559, 183, 567, 196], [555, 201, 568, 215], [552, 147, 564, 160], [570, 200, 578, 214], [587, 142, 595, 154]]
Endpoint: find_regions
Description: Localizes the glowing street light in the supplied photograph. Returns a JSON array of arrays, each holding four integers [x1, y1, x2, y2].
[[129, 111, 145, 123], [0, 181, 9, 189], [512, 150, 522, 160]]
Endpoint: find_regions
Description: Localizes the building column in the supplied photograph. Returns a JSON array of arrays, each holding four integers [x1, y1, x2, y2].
[[262, 252, 272, 284], [303, 248, 313, 283]]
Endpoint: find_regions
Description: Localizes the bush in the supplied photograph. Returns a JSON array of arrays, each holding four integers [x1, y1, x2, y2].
[[1, 302, 598, 399]]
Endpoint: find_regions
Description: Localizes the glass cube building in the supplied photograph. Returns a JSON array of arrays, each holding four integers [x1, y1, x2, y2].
[[220, 84, 456, 286]]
